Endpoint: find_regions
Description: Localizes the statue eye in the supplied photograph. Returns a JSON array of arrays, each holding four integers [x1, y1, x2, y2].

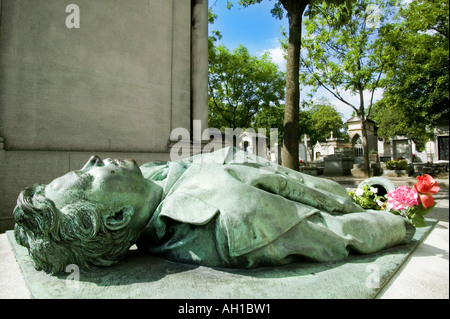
[[110, 210, 124, 222], [104, 206, 134, 230]]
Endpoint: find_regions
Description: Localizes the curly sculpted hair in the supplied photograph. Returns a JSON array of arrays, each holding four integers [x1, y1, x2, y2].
[[14, 184, 140, 274]]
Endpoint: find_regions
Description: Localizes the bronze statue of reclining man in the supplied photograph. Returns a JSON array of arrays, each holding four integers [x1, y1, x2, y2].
[[14, 147, 414, 274]]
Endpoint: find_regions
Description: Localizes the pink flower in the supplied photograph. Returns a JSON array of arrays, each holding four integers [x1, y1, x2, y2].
[[387, 186, 419, 211]]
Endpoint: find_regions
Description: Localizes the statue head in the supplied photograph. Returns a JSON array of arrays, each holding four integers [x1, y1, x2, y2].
[[13, 155, 159, 274]]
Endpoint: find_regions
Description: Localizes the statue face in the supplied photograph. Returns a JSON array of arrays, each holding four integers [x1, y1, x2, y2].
[[45, 156, 151, 222]]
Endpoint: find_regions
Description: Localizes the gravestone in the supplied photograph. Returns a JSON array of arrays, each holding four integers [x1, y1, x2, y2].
[[323, 154, 353, 176], [298, 143, 307, 162], [390, 136, 413, 162]]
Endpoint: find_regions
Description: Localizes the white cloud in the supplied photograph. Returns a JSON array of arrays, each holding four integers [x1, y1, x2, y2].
[[256, 37, 287, 72], [264, 47, 287, 72], [314, 88, 384, 121]]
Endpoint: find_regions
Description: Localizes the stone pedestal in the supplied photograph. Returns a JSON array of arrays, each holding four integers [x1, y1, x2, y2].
[[351, 162, 382, 177], [2, 221, 441, 299], [371, 162, 382, 176], [351, 163, 367, 178]]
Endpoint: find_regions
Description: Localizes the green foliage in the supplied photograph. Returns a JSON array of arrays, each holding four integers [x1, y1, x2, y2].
[[372, 0, 449, 137], [390, 202, 435, 228], [208, 44, 285, 129], [348, 185, 385, 210], [307, 100, 348, 145], [300, 0, 398, 118], [231, 0, 305, 19], [228, 0, 356, 170], [253, 103, 286, 143], [253, 99, 347, 145], [232, 0, 355, 21], [370, 98, 434, 151], [296, 0, 400, 176], [385, 160, 408, 170]]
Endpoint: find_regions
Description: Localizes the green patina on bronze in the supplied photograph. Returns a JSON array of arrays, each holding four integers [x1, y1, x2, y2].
[[13, 147, 415, 275]]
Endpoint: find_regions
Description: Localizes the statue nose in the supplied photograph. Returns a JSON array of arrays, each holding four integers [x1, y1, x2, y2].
[[124, 158, 138, 164], [82, 155, 104, 170], [90, 155, 104, 166]]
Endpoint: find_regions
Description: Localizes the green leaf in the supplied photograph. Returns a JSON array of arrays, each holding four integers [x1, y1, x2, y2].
[[417, 202, 437, 216], [410, 212, 427, 228]]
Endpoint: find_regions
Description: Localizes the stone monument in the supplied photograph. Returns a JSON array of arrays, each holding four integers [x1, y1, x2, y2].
[[347, 116, 381, 177], [0, 0, 209, 232], [320, 131, 353, 176], [347, 116, 379, 157]]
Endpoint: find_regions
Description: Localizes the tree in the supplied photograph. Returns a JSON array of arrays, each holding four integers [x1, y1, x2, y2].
[[370, 98, 433, 151], [372, 0, 449, 142], [254, 98, 347, 151], [300, 0, 397, 177], [229, 0, 309, 170], [254, 103, 286, 143], [228, 0, 352, 171], [208, 44, 285, 130], [307, 99, 348, 146]]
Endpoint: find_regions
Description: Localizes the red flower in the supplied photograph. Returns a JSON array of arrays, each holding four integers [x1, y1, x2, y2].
[[415, 174, 440, 194], [414, 174, 440, 209]]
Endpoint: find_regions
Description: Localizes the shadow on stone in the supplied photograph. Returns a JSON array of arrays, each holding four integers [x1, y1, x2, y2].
[[6, 219, 437, 298]]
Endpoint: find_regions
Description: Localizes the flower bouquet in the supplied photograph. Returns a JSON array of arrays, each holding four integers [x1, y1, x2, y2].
[[387, 174, 440, 227], [348, 185, 385, 211], [349, 174, 440, 228]]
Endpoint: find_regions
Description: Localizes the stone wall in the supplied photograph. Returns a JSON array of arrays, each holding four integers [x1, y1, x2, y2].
[[0, 0, 195, 231]]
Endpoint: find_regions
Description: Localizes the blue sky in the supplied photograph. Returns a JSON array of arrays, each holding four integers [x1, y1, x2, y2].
[[208, 0, 384, 121], [209, 1, 288, 60]]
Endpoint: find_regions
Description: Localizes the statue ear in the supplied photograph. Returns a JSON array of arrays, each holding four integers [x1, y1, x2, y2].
[[104, 206, 134, 231]]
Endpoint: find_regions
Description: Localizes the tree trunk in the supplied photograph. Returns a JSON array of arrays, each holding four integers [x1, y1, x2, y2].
[[358, 87, 371, 178], [281, 1, 307, 171]]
